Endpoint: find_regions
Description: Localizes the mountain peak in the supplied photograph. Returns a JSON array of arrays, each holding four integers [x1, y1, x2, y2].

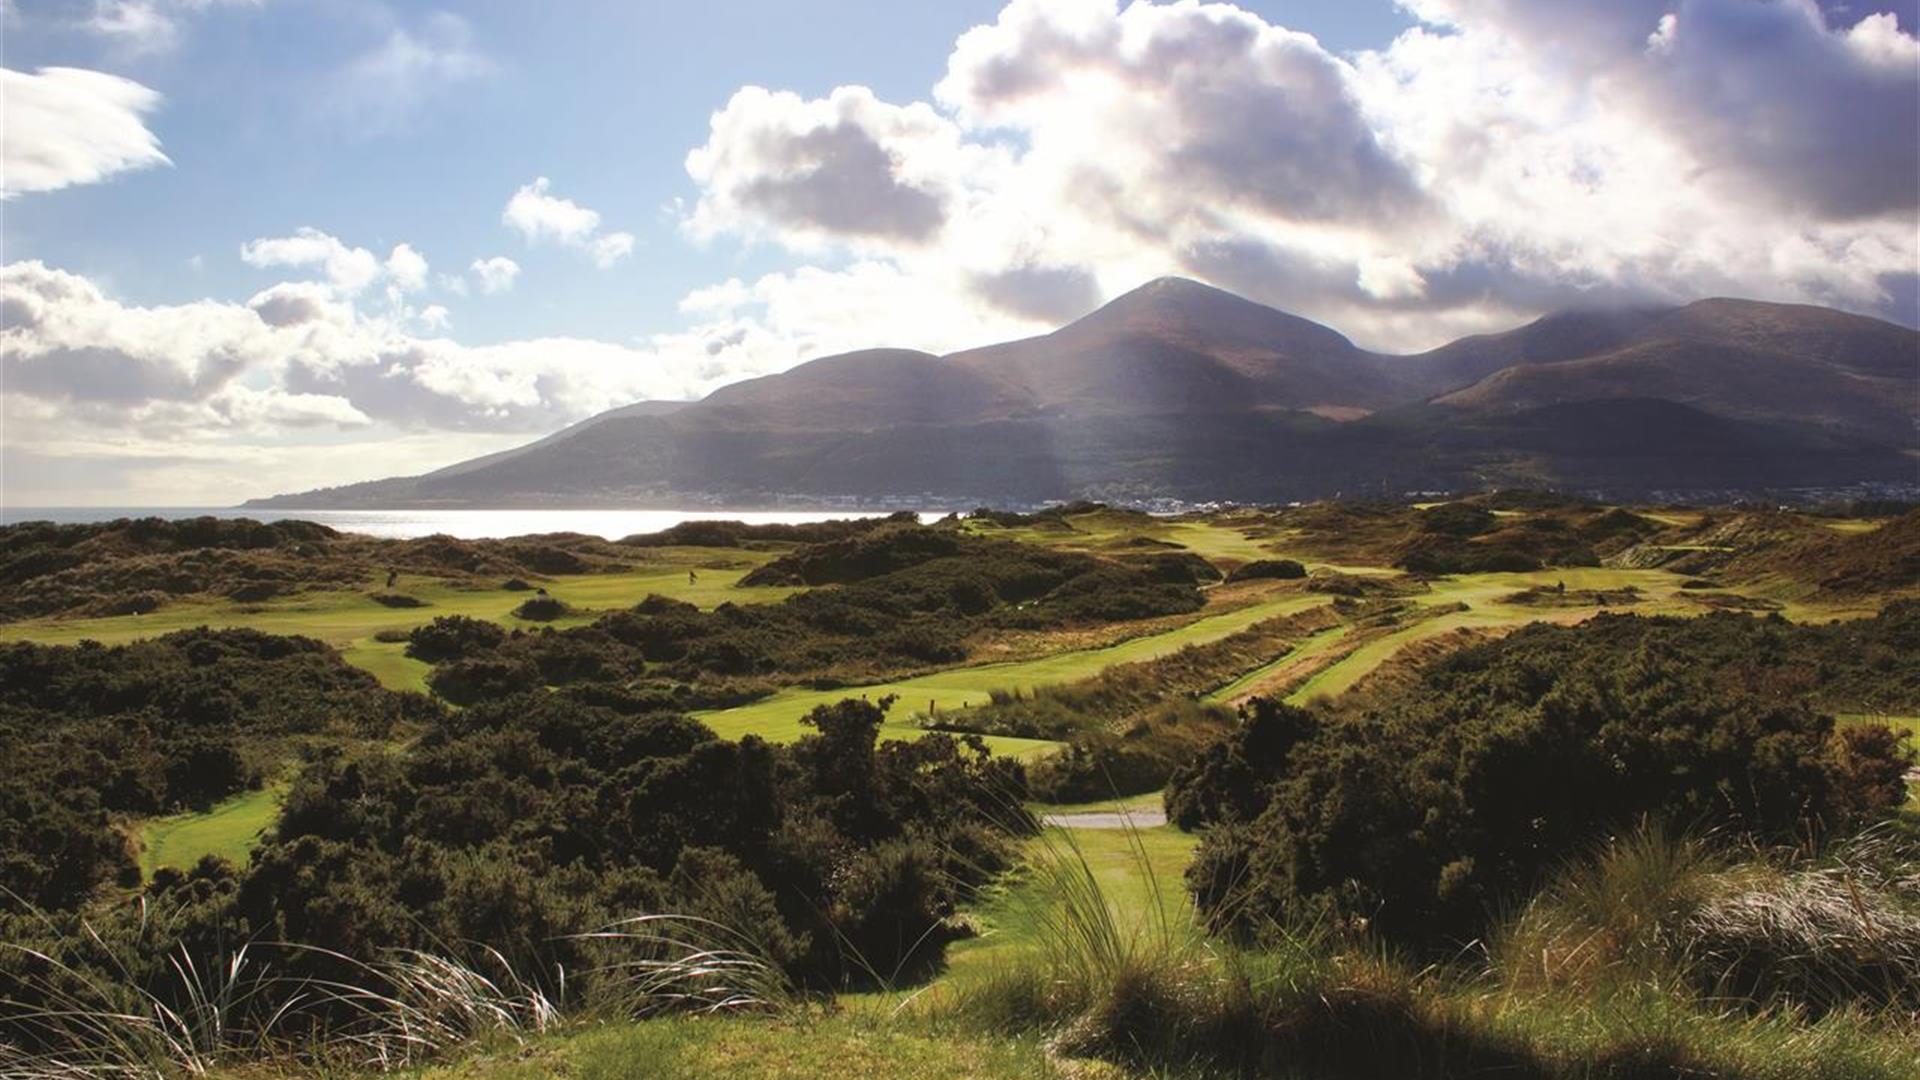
[[1063, 275, 1358, 356]]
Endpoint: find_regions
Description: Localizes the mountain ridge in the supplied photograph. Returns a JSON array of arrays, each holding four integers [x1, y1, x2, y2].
[[247, 279, 1918, 509]]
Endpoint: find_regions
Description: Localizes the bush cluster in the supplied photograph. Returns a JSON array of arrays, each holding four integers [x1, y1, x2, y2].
[[0, 629, 430, 909], [1169, 608, 1919, 944]]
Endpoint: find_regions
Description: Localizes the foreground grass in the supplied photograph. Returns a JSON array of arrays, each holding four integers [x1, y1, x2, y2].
[[394, 1012, 1079, 1080], [138, 783, 287, 877]]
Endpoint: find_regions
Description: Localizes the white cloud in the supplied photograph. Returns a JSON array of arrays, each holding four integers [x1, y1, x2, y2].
[[1, 259, 775, 457], [240, 228, 383, 293], [585, 232, 635, 269], [502, 177, 635, 267], [328, 11, 491, 135], [1, 66, 169, 198], [384, 243, 430, 292], [685, 85, 969, 247], [246, 281, 348, 328], [469, 255, 520, 294]]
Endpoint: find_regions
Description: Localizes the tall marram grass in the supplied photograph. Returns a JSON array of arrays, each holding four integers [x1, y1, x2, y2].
[[0, 910, 791, 1078], [938, 819, 1920, 1080], [1494, 822, 1920, 1016]]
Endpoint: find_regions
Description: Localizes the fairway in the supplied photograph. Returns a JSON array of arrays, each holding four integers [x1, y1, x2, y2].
[[1283, 566, 1709, 704], [695, 592, 1332, 743], [139, 783, 286, 877], [1206, 623, 1353, 703]]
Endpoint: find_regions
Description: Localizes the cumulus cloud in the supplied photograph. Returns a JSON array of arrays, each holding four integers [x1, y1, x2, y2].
[[685, 86, 965, 246], [673, 0, 1919, 349], [469, 255, 520, 293], [384, 243, 430, 292], [502, 178, 635, 267], [1, 258, 804, 459], [246, 281, 348, 328], [1406, 0, 1919, 219], [240, 228, 384, 292], [1, 66, 169, 198]]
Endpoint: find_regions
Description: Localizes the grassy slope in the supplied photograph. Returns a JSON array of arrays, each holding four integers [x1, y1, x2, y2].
[[139, 783, 287, 876]]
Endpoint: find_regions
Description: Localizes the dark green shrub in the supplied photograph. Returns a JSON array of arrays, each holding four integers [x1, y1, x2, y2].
[[512, 596, 569, 621], [369, 592, 428, 608], [1226, 559, 1306, 583], [405, 615, 507, 662]]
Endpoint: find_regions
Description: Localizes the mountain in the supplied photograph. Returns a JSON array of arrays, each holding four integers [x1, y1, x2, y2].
[[948, 277, 1405, 419], [248, 280, 1917, 509]]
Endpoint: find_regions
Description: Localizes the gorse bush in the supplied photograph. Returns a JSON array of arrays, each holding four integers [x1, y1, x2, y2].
[[1168, 609, 1919, 944], [405, 614, 507, 662]]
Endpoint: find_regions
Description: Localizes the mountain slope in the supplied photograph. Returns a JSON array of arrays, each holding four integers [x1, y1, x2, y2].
[[1435, 298, 1917, 445], [246, 281, 1918, 509]]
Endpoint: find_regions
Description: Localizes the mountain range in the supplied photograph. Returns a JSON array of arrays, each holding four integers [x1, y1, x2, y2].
[[249, 278, 1918, 508]]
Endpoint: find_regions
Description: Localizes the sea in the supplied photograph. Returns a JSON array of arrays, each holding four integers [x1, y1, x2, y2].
[[0, 507, 936, 541]]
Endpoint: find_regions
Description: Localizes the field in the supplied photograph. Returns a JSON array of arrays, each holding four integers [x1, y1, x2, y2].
[[7, 503, 1917, 1080]]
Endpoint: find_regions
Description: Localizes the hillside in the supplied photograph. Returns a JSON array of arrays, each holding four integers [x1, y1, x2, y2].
[[247, 280, 1918, 509]]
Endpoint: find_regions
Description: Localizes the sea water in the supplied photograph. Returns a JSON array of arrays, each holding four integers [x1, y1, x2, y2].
[[0, 507, 934, 541]]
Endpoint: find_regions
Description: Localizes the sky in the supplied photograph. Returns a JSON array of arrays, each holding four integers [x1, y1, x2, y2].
[[2, 0, 1916, 506]]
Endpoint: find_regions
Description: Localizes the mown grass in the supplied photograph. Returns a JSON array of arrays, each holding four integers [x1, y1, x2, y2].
[[138, 783, 288, 878]]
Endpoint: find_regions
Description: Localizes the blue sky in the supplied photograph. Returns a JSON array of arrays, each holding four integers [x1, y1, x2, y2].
[[3, 0, 1915, 504]]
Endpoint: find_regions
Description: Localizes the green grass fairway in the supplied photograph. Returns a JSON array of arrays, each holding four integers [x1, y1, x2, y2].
[[695, 593, 1332, 744], [139, 783, 285, 877], [1284, 566, 1703, 704], [1206, 624, 1352, 703], [0, 558, 795, 692]]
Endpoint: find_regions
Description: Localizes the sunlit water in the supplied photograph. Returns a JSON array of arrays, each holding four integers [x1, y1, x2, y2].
[[0, 507, 935, 541]]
